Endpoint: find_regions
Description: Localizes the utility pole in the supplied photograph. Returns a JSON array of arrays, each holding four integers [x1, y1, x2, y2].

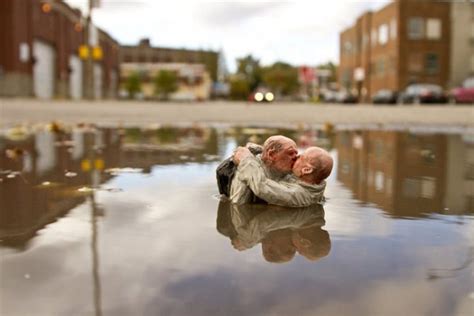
[[83, 0, 98, 100]]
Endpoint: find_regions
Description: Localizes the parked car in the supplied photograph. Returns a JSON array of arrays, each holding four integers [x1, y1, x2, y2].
[[398, 84, 447, 104], [450, 77, 474, 104], [320, 90, 338, 103], [336, 91, 358, 104], [372, 89, 398, 104]]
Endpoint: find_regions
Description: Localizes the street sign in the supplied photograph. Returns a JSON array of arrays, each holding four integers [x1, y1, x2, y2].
[[79, 45, 89, 59], [92, 46, 103, 60], [299, 66, 315, 84]]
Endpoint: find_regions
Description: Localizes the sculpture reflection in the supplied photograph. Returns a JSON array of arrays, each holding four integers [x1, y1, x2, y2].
[[216, 200, 331, 263]]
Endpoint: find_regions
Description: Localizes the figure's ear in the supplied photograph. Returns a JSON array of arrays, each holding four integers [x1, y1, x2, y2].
[[302, 166, 313, 175], [267, 148, 276, 160]]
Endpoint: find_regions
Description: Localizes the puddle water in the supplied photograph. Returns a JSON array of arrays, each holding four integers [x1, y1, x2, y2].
[[0, 124, 473, 315]]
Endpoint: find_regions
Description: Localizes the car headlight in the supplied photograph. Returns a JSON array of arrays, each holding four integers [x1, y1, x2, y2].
[[254, 92, 264, 102], [265, 92, 274, 102]]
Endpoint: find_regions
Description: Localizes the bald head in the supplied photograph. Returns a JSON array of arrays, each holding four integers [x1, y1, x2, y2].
[[262, 135, 294, 157], [293, 147, 333, 184], [261, 135, 298, 174]]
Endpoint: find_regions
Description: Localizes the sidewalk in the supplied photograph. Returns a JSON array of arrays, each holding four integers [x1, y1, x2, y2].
[[1, 99, 473, 128]]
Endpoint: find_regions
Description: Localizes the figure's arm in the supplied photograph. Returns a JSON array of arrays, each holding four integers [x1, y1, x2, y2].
[[236, 156, 316, 207]]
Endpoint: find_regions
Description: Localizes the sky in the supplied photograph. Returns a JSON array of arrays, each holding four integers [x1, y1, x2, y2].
[[64, 0, 391, 72]]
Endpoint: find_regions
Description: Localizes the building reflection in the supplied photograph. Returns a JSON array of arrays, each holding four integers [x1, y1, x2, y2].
[[216, 200, 331, 263], [0, 125, 219, 248], [0, 125, 121, 247], [0, 124, 219, 316], [335, 130, 474, 217]]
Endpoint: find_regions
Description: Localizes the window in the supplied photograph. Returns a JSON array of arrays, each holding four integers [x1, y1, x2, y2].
[[426, 18, 441, 40], [390, 18, 397, 40], [342, 69, 351, 86], [344, 41, 352, 54], [408, 17, 424, 39], [362, 33, 369, 47], [375, 171, 384, 192], [371, 29, 377, 47], [408, 53, 423, 73], [421, 177, 436, 199], [370, 62, 376, 75], [377, 58, 385, 76], [378, 24, 388, 45], [425, 53, 439, 74], [341, 162, 350, 174], [387, 56, 396, 73], [403, 178, 419, 198], [373, 140, 384, 159]]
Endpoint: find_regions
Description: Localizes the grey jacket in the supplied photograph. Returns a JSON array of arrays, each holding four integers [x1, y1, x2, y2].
[[231, 155, 326, 207]]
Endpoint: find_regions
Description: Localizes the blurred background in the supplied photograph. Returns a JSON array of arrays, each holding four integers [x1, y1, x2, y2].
[[1, 3, 474, 315], [0, 0, 472, 105]]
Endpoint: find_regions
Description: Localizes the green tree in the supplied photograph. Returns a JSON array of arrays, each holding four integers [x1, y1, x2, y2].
[[261, 62, 299, 96], [154, 70, 178, 100], [236, 55, 262, 92], [125, 72, 142, 99], [229, 76, 250, 100]]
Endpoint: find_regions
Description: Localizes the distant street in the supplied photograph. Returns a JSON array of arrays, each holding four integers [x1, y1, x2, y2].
[[1, 99, 473, 128]]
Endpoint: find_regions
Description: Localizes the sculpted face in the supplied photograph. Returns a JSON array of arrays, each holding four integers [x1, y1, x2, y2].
[[293, 150, 315, 178], [292, 147, 333, 183], [292, 151, 309, 177], [271, 140, 298, 174]]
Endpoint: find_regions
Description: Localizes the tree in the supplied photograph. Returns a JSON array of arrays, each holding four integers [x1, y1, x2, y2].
[[125, 72, 141, 99], [229, 76, 250, 100], [261, 62, 299, 96], [154, 70, 178, 100], [236, 55, 262, 92]]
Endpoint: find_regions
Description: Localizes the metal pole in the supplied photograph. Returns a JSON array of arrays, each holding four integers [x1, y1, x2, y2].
[[85, 0, 94, 99]]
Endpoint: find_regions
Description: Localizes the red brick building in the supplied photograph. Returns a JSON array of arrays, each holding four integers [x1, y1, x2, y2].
[[339, 0, 451, 102], [335, 129, 458, 217], [0, 0, 120, 99]]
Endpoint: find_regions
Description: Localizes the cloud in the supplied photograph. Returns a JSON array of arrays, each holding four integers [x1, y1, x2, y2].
[[197, 2, 289, 27], [65, 0, 391, 71]]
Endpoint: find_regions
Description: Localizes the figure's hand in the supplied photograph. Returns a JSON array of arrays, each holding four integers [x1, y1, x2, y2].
[[233, 147, 252, 165], [231, 238, 247, 251]]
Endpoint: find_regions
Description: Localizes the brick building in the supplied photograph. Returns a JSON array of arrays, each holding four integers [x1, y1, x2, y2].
[[121, 39, 221, 82], [0, 0, 120, 99], [120, 38, 223, 100], [336, 129, 473, 216], [450, 1, 474, 88], [339, 0, 452, 102]]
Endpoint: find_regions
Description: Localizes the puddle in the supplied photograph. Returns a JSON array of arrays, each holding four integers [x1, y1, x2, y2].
[[0, 124, 473, 315]]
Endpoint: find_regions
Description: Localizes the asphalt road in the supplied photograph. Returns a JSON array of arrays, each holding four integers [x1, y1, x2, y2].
[[1, 99, 473, 128]]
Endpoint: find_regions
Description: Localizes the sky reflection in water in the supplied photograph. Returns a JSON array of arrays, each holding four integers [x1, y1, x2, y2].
[[0, 124, 473, 316]]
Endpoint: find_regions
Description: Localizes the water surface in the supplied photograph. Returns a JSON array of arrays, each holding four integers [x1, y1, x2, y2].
[[1, 124, 473, 315]]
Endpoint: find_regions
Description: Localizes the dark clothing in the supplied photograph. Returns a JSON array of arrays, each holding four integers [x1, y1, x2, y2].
[[215, 145, 263, 197], [216, 157, 236, 196]]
